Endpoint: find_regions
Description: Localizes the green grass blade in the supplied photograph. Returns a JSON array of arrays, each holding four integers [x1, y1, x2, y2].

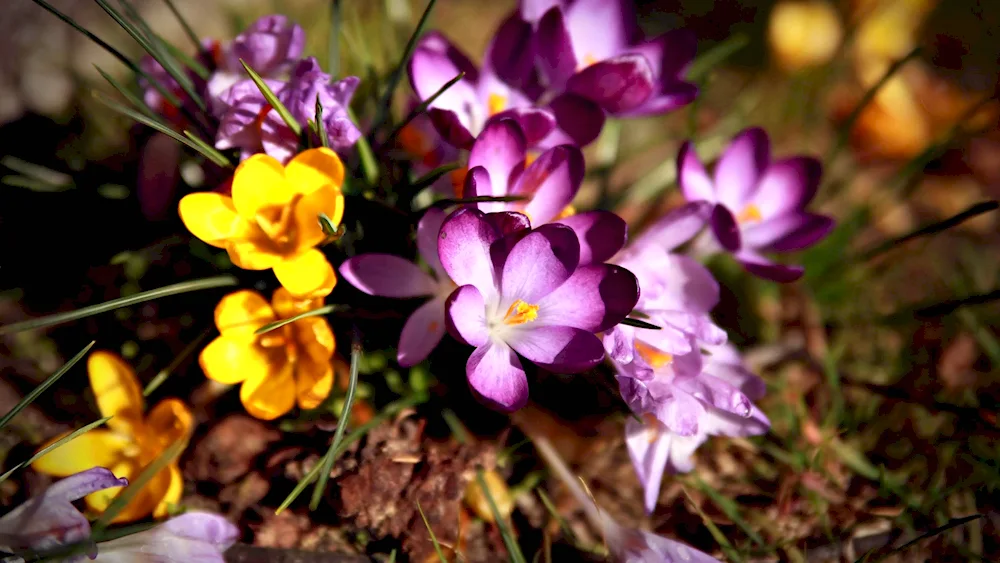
[[143, 328, 212, 396], [0, 275, 237, 335], [421, 195, 528, 211], [416, 501, 449, 562], [349, 106, 380, 185], [255, 305, 342, 335], [182, 131, 235, 168], [619, 318, 662, 330], [95, 65, 160, 121], [162, 0, 202, 53], [370, 0, 439, 136], [241, 59, 302, 137], [536, 489, 577, 543], [327, 0, 342, 77], [856, 201, 998, 262], [314, 95, 331, 149], [476, 468, 527, 563], [693, 477, 765, 546], [686, 33, 749, 82], [383, 71, 464, 149], [410, 163, 460, 193], [0, 341, 95, 431], [0, 415, 112, 484], [310, 335, 362, 509]]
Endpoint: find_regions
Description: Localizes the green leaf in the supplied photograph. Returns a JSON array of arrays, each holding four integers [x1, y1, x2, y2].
[[0, 275, 238, 335], [349, 106, 380, 186], [95, 65, 161, 121], [0, 341, 95, 431], [314, 95, 331, 149], [0, 415, 112, 484], [240, 59, 302, 137], [855, 200, 998, 262], [693, 477, 766, 546], [687, 33, 749, 82], [416, 501, 449, 562], [384, 71, 465, 149], [476, 468, 527, 563], [310, 335, 363, 509], [254, 305, 342, 335], [327, 0, 342, 77], [143, 328, 212, 396], [619, 317, 662, 330], [182, 131, 235, 168], [421, 194, 528, 211], [411, 162, 461, 193]]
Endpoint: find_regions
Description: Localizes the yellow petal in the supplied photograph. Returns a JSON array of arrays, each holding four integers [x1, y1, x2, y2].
[[239, 362, 296, 420], [273, 249, 337, 299], [177, 193, 253, 247], [296, 356, 333, 410], [285, 148, 345, 196], [225, 237, 283, 271], [271, 287, 324, 319], [295, 317, 336, 361], [88, 351, 144, 434], [293, 184, 344, 251], [231, 153, 295, 220], [30, 429, 131, 477], [144, 398, 194, 453], [213, 290, 276, 338], [90, 463, 174, 523], [199, 335, 276, 384], [153, 464, 184, 518]]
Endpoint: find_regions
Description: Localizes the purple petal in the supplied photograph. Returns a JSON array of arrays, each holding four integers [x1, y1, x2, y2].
[[484, 211, 532, 235], [627, 29, 698, 84], [485, 13, 537, 91], [675, 374, 752, 418], [710, 204, 741, 252], [752, 157, 823, 219], [714, 127, 771, 209], [445, 285, 489, 347], [701, 403, 770, 437], [617, 83, 699, 117], [640, 529, 724, 562], [487, 108, 556, 147], [468, 119, 527, 196], [258, 110, 301, 163], [743, 212, 834, 252], [767, 213, 834, 252], [340, 254, 437, 298], [466, 340, 529, 412], [630, 200, 712, 252], [427, 108, 476, 149], [658, 391, 704, 437], [438, 208, 500, 293], [521, 0, 561, 21], [625, 416, 671, 513], [536, 7, 578, 91], [499, 224, 580, 304], [546, 93, 606, 147], [506, 325, 606, 372], [538, 264, 639, 332], [512, 145, 584, 225], [463, 166, 496, 209], [555, 210, 627, 264], [563, 0, 638, 62], [651, 254, 720, 312], [736, 250, 804, 282], [228, 15, 305, 76], [408, 32, 480, 100], [703, 343, 767, 401], [417, 207, 448, 279], [677, 142, 715, 203], [660, 310, 727, 346], [95, 511, 238, 563], [566, 54, 655, 114], [603, 324, 635, 363], [398, 296, 447, 366]]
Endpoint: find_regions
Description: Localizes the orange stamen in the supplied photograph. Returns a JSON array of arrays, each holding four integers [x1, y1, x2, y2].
[[488, 93, 507, 117], [736, 203, 763, 224], [635, 342, 673, 369], [503, 299, 539, 325]]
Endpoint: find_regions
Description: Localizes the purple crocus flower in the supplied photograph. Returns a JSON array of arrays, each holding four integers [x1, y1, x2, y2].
[[522, 0, 699, 117], [216, 57, 361, 162], [679, 127, 835, 282], [339, 208, 455, 367], [206, 15, 306, 113], [0, 467, 127, 556], [92, 512, 237, 563], [440, 208, 638, 411], [408, 31, 605, 150]]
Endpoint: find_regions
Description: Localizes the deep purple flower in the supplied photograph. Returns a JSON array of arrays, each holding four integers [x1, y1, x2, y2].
[[339, 208, 455, 367], [0, 467, 127, 555], [408, 31, 604, 150], [680, 127, 835, 282], [93, 512, 237, 563], [523, 0, 699, 117], [439, 208, 638, 411], [216, 57, 360, 162]]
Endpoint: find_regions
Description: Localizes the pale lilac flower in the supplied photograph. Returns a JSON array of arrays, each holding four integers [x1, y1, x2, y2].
[[206, 15, 305, 112], [679, 127, 835, 282], [0, 468, 126, 556], [522, 0, 699, 117], [216, 57, 360, 162], [440, 208, 638, 411], [339, 208, 455, 367], [92, 512, 237, 563]]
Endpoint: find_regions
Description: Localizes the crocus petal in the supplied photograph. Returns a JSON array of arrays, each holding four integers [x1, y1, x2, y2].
[[500, 224, 579, 304], [555, 210, 627, 264], [535, 7, 577, 91], [640, 253, 720, 313], [398, 296, 447, 367], [445, 285, 489, 347], [230, 154, 293, 220], [546, 93, 605, 147], [93, 512, 238, 563], [145, 399, 194, 451], [409, 33, 481, 144], [630, 201, 712, 254], [751, 157, 822, 219], [466, 340, 529, 412], [285, 147, 346, 198], [273, 249, 337, 298], [625, 417, 672, 513], [31, 430, 130, 477], [340, 254, 437, 297], [675, 374, 753, 418], [603, 324, 635, 363], [488, 108, 556, 147], [735, 249, 804, 282], [228, 15, 305, 73], [427, 108, 476, 149], [677, 141, 715, 203], [468, 119, 527, 195], [214, 289, 276, 339], [178, 193, 254, 248], [225, 237, 284, 270], [0, 468, 127, 550], [566, 55, 655, 114], [658, 392, 704, 436], [512, 145, 584, 225], [240, 362, 296, 420], [483, 211, 532, 235], [521, 0, 560, 21], [710, 204, 741, 252], [292, 183, 344, 250], [463, 166, 497, 211], [538, 264, 639, 332], [438, 208, 499, 293], [564, 0, 638, 61], [417, 207, 448, 278], [701, 404, 770, 437], [658, 310, 727, 346], [714, 127, 770, 209], [744, 212, 834, 252], [87, 463, 176, 524], [642, 530, 724, 563], [627, 29, 698, 84], [88, 351, 144, 434], [618, 85, 698, 117], [296, 354, 334, 410], [153, 464, 184, 519], [486, 13, 536, 90], [507, 325, 607, 373]]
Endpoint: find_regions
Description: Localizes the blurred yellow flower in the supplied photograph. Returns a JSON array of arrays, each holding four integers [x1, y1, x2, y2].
[[200, 288, 336, 420], [32, 351, 193, 523], [768, 0, 843, 72], [179, 147, 345, 299]]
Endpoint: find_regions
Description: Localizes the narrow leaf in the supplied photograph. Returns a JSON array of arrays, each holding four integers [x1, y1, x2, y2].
[[411, 162, 461, 193], [255, 305, 342, 335], [349, 106, 380, 185], [0, 416, 112, 484], [240, 59, 302, 137], [476, 468, 527, 563], [182, 131, 235, 168], [423, 194, 528, 210], [0, 341, 95, 431], [0, 275, 238, 335], [416, 501, 449, 562], [687, 33, 749, 82], [383, 71, 464, 149], [95, 65, 160, 121], [162, 0, 202, 53], [143, 328, 212, 396], [620, 317, 662, 330], [315, 95, 331, 149], [327, 0, 342, 77], [857, 200, 998, 262]]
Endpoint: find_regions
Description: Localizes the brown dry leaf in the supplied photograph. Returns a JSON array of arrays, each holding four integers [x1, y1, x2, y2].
[[185, 414, 280, 485]]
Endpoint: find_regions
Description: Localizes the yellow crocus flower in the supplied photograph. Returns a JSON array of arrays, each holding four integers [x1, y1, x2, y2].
[[31, 351, 193, 523], [179, 147, 345, 299], [200, 288, 335, 420]]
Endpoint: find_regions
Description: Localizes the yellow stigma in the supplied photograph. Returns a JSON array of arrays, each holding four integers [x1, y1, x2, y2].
[[736, 203, 763, 224], [635, 342, 673, 369], [503, 299, 539, 326], [555, 205, 577, 220], [488, 93, 507, 117]]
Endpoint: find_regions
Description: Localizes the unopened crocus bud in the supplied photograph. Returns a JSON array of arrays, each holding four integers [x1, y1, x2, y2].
[[768, 1, 843, 72]]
